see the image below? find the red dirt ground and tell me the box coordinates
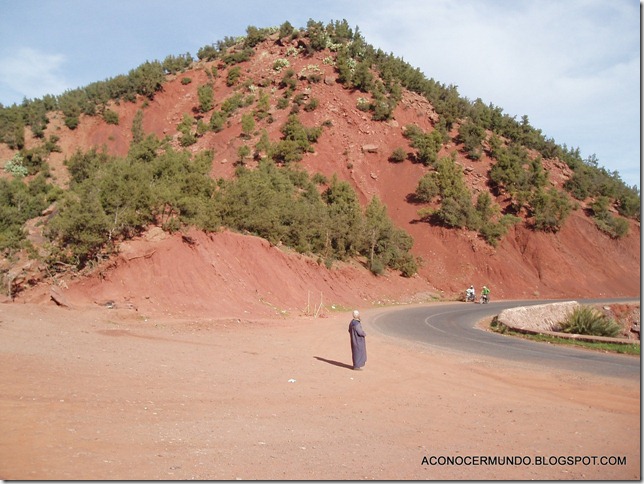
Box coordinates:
[0,35,640,480]
[0,302,639,480]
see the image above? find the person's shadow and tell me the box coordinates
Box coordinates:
[314,356,353,370]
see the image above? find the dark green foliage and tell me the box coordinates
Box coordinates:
[303,98,319,112]
[321,175,363,259]
[474,191,522,244]
[334,48,353,86]
[351,61,374,92]
[560,306,621,337]
[209,111,226,132]
[0,105,25,149]
[458,120,485,160]
[162,52,193,74]
[177,114,197,147]
[21,98,49,139]
[279,69,297,92]
[489,142,550,215]
[0,55,167,135]
[278,21,295,41]
[19,144,52,176]
[489,143,532,195]
[0,17,635,229]
[127,133,161,164]
[128,61,165,99]
[58,91,83,129]
[255,90,271,119]
[530,187,573,233]
[363,196,418,276]
[255,130,271,157]
[415,155,520,246]
[403,125,444,167]
[241,113,255,138]
[48,142,218,268]
[216,162,416,274]
[591,196,630,239]
[103,109,119,125]
[46,185,111,267]
[196,44,219,61]
[198,84,214,113]
[563,154,640,221]
[414,172,440,203]
[131,110,145,144]
[44,138,418,274]
[306,19,328,52]
[434,193,476,229]
[0,174,60,253]
[616,188,640,220]
[220,92,244,116]
[415,154,477,229]
[268,114,323,164]
[1,18,638,273]
[66,148,113,185]
[96,158,155,238]
[389,147,407,163]
[244,26,269,48]
[226,66,242,87]
[477,216,518,247]
[328,19,355,44]
[222,48,253,66]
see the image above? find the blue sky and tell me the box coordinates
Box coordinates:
[0,0,639,189]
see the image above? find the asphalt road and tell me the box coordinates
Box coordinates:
[368,299,640,380]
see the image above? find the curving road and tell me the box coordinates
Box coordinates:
[369,299,640,380]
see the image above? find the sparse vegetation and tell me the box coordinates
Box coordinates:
[590,196,630,238]
[0,18,638,290]
[414,154,520,246]
[490,320,639,355]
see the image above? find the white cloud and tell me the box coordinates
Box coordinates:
[0,47,69,103]
[354,0,640,187]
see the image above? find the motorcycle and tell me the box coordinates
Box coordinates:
[480,294,490,304]
[465,289,476,302]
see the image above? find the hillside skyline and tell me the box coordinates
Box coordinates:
[0,0,639,189]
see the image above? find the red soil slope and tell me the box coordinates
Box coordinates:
[2,35,639,317]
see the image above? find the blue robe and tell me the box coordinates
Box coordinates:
[348,318,367,369]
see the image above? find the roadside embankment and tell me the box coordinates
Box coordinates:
[495,301,640,345]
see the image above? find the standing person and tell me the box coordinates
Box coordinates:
[348,310,367,370]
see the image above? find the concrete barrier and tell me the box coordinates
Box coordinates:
[496,301,580,332]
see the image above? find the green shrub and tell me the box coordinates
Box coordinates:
[209,111,226,132]
[197,84,214,112]
[226,66,242,86]
[389,147,407,163]
[591,196,630,238]
[560,306,622,337]
[530,188,572,233]
[403,125,443,167]
[221,93,244,116]
[458,120,485,160]
[304,98,319,112]
[103,109,119,125]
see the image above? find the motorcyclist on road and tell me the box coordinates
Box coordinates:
[466,285,475,302]
[480,285,490,303]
